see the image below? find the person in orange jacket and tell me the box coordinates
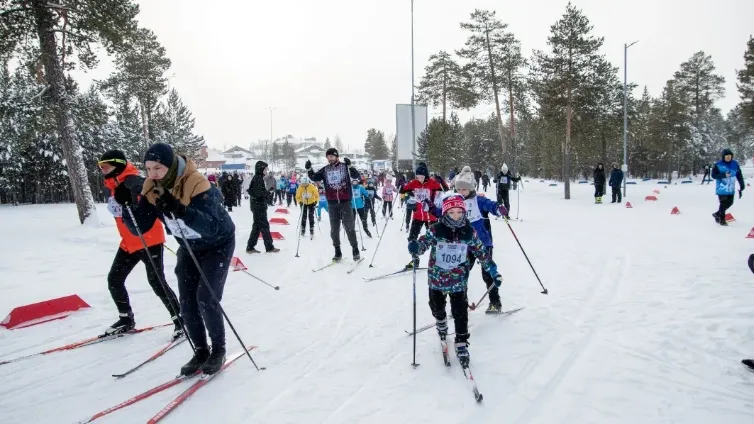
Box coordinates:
[98,150,182,339]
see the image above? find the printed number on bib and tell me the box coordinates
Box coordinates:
[414,188,430,202]
[464,199,482,222]
[165,217,201,239]
[436,242,468,270]
[501,177,509,184]
[107,196,123,218]
[326,168,345,187]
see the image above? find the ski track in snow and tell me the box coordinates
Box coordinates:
[2,180,754,423]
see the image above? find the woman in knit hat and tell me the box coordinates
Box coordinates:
[98,150,183,339]
[114,143,236,377]
[407,194,503,368]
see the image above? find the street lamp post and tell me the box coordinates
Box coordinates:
[267,106,275,164]
[623,40,638,198]
[410,0,416,172]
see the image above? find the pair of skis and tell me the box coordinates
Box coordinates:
[78,345,256,423]
[438,339,482,402]
[112,336,187,378]
[0,323,171,366]
[405,307,524,336]
[312,258,364,274]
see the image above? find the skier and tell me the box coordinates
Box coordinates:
[407,194,502,367]
[246,161,280,253]
[481,173,490,192]
[381,177,396,219]
[400,162,444,268]
[296,176,319,238]
[494,164,520,219]
[221,173,235,211]
[701,164,712,184]
[609,163,624,203]
[306,148,362,261]
[263,168,276,206]
[364,178,381,226]
[232,173,242,207]
[351,179,373,238]
[286,174,298,207]
[98,150,182,338]
[453,166,508,313]
[593,163,606,204]
[316,182,328,222]
[711,148,745,226]
[117,143,236,376]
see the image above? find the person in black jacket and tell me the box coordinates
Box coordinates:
[246,161,280,253]
[608,163,624,203]
[220,173,235,211]
[494,163,520,218]
[593,163,606,204]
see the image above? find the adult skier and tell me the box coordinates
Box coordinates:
[98,150,182,338]
[609,163,624,203]
[593,163,606,204]
[246,161,280,253]
[408,194,502,367]
[711,148,745,226]
[117,143,236,376]
[494,164,520,219]
[306,148,362,261]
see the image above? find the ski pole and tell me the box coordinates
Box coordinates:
[411,255,420,368]
[516,185,520,220]
[368,213,392,268]
[169,212,263,371]
[238,269,280,290]
[469,284,495,310]
[124,205,195,354]
[294,202,305,258]
[353,206,366,251]
[503,218,548,294]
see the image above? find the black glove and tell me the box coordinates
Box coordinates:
[344,157,351,167]
[153,188,186,218]
[305,160,312,170]
[113,183,133,206]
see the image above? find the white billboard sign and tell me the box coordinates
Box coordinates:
[395,104,428,161]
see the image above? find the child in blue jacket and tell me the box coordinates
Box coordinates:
[286,176,298,207]
[351,179,372,238]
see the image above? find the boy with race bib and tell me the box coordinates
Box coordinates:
[408,194,503,368]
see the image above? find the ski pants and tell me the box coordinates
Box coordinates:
[247,204,275,251]
[497,189,510,216]
[717,194,735,218]
[382,200,393,217]
[175,239,234,350]
[611,186,622,203]
[328,200,359,250]
[108,244,179,319]
[468,246,500,307]
[286,192,294,207]
[428,288,469,344]
[275,190,284,204]
[408,219,430,242]
[354,207,370,233]
[267,189,275,206]
[317,201,328,219]
[365,199,377,225]
[300,203,315,234]
[594,184,605,198]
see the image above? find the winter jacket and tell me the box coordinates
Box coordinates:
[263,174,276,192]
[287,180,298,194]
[123,157,235,253]
[712,149,745,196]
[103,163,165,253]
[494,171,521,191]
[462,193,501,247]
[247,161,270,209]
[400,177,445,222]
[609,169,624,187]
[381,182,396,202]
[364,183,382,207]
[317,186,328,205]
[351,184,369,209]
[296,183,319,206]
[277,178,287,191]
[593,165,606,186]
[414,218,498,293]
[308,161,361,203]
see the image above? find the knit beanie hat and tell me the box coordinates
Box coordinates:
[453,166,476,191]
[144,143,175,167]
[442,194,466,215]
[325,148,339,158]
[415,162,429,178]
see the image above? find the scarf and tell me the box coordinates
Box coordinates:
[442,213,467,229]
[160,155,185,190]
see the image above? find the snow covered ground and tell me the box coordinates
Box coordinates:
[1,178,754,424]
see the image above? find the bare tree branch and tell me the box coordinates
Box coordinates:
[0,7,31,17]
[45,3,72,11]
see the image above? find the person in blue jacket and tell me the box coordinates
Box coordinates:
[286,175,298,207]
[453,166,507,313]
[351,179,373,238]
[115,143,235,377]
[711,148,745,226]
[276,176,287,205]
[608,163,624,203]
[364,178,382,227]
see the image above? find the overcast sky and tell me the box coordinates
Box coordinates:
[78,0,754,152]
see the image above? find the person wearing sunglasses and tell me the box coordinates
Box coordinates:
[98,150,183,340]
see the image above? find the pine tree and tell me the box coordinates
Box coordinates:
[334,135,344,153]
[1,0,140,223]
[415,114,465,173]
[465,114,501,173]
[416,51,476,121]
[364,128,390,160]
[737,36,754,128]
[324,137,332,150]
[153,88,205,160]
[390,134,397,169]
[674,51,726,126]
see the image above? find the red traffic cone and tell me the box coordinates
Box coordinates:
[670,206,680,215]
[625,202,633,208]
[746,228,754,238]
[230,257,248,272]
[725,213,736,223]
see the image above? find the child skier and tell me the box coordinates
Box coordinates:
[351,179,372,238]
[400,162,444,267]
[364,179,382,226]
[408,194,502,367]
[296,176,319,238]
[453,166,508,313]
[381,177,396,219]
[286,174,298,207]
[316,182,328,222]
[276,176,286,205]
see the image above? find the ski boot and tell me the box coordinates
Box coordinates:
[105,312,135,335]
[353,246,361,261]
[180,347,210,376]
[333,246,343,262]
[201,346,226,375]
[485,302,502,314]
[455,335,470,368]
[171,315,184,340]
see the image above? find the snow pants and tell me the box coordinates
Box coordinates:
[108,244,179,319]
[611,186,622,203]
[468,246,500,307]
[317,201,328,219]
[175,239,234,350]
[354,207,371,235]
[382,200,393,218]
[301,203,315,234]
[594,184,605,198]
[497,189,510,216]
[286,192,294,207]
[408,219,430,242]
[365,199,377,225]
[717,194,735,219]
[428,288,469,344]
[328,200,359,250]
[247,204,275,251]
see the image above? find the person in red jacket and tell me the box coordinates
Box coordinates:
[99,150,182,339]
[400,162,445,268]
